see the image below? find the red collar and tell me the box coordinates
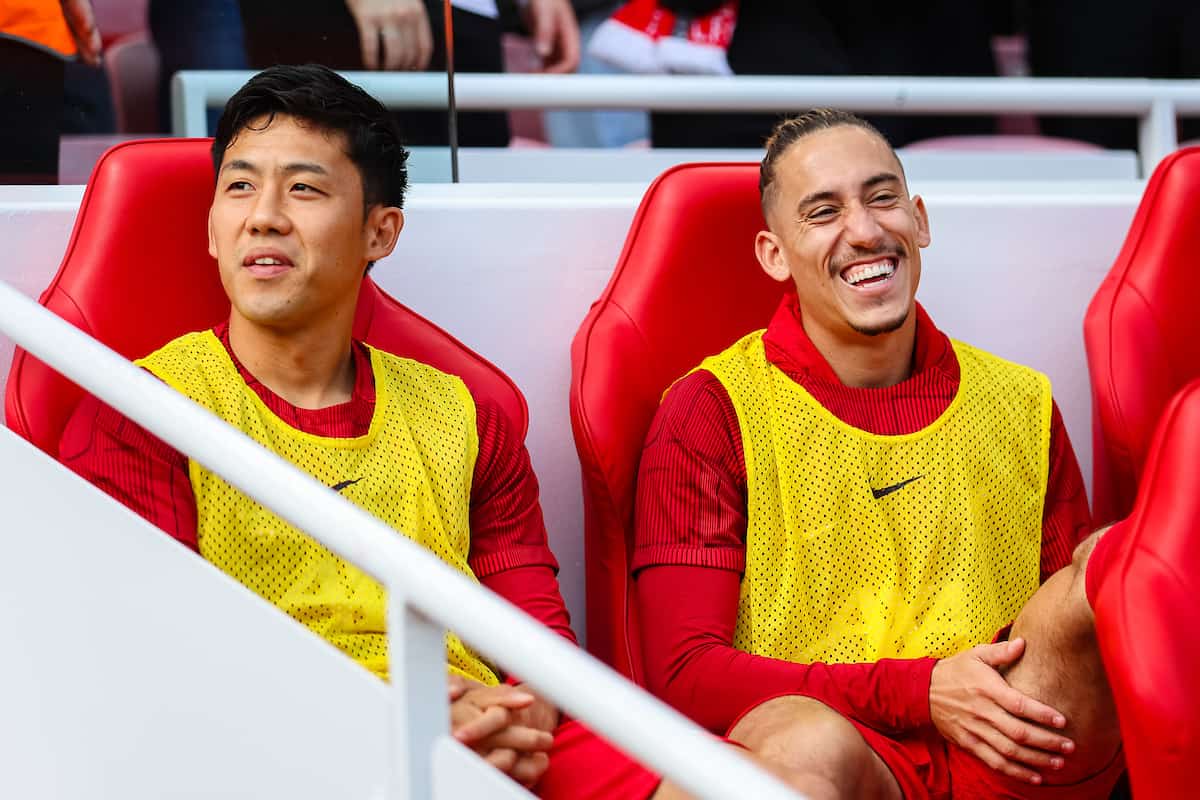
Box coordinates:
[761,291,959,388]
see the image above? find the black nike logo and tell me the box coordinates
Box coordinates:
[330,478,363,493]
[870,475,923,500]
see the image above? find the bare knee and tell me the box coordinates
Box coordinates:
[728,696,899,798]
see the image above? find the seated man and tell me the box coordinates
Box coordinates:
[634,109,1126,799]
[62,64,672,799]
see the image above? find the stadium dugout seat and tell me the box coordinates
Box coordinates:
[5,138,527,456]
[570,163,783,678]
[1084,146,1200,525]
[1093,377,1200,799]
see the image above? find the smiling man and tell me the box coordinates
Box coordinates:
[633,109,1126,798]
[59,64,691,799]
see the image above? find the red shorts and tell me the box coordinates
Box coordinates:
[850,718,1125,800]
[535,720,662,800]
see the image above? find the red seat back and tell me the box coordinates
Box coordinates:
[1094,378,1200,798]
[1084,146,1200,524]
[5,138,526,455]
[570,163,785,678]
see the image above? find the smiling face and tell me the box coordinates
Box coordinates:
[208,113,401,334]
[756,124,930,342]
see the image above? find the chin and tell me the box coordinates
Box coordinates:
[849,308,910,337]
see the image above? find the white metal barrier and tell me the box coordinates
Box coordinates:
[172,71,1200,174]
[0,278,800,800]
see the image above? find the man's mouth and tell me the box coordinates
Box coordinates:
[242,250,294,277]
[839,257,897,288]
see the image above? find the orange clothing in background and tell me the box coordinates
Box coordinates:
[0,0,76,58]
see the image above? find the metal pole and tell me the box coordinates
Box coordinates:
[443,0,459,183]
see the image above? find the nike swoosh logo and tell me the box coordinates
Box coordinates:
[870,475,923,500]
[330,478,363,493]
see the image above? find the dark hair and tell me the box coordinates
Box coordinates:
[212,64,409,210]
[759,109,898,217]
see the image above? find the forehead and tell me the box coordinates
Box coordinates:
[776,125,905,199]
[220,114,352,171]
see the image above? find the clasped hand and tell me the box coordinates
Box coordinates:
[930,637,1075,785]
[448,674,559,788]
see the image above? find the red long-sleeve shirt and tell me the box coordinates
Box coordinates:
[60,323,577,647]
[633,294,1093,734]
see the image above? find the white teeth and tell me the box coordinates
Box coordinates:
[843,260,895,286]
[253,257,282,265]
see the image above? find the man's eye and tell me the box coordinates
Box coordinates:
[292,183,316,193]
[870,193,898,204]
[227,180,252,191]
[808,207,836,219]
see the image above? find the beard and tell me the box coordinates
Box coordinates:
[849,306,911,337]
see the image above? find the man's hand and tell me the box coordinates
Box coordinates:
[931,638,1076,785]
[345,0,433,71]
[448,675,555,787]
[60,0,101,67]
[519,0,580,74]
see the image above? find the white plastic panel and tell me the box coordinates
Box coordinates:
[0,427,392,799]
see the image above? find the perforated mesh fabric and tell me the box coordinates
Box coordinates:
[699,333,1051,663]
[138,331,498,685]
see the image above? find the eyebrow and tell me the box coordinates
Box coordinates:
[796,171,903,211]
[220,159,329,177]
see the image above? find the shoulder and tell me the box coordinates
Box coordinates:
[950,340,1050,391]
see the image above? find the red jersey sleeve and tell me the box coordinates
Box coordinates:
[466,397,561,578]
[59,393,199,550]
[636,565,937,734]
[1039,401,1093,580]
[631,370,748,573]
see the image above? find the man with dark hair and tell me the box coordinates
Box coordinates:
[634,108,1127,798]
[62,63,686,799]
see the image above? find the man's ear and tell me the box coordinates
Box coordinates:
[207,208,218,260]
[912,195,931,249]
[755,230,792,283]
[364,206,404,264]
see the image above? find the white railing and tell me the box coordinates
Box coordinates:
[172,71,1200,174]
[0,277,799,800]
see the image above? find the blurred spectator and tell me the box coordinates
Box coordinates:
[637,0,1002,148]
[236,0,579,146]
[544,0,649,147]
[1027,0,1200,150]
[150,0,247,134]
[0,0,101,182]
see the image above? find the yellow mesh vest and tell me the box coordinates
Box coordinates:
[137,330,498,685]
[699,332,1050,664]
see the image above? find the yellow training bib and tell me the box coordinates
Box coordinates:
[698,332,1050,664]
[138,330,498,685]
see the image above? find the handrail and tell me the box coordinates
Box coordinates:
[172,71,1200,173]
[0,278,800,800]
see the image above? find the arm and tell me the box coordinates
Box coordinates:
[60,393,198,549]
[637,564,936,734]
[1038,401,1093,581]
[461,396,570,784]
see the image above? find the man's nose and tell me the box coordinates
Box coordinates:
[247,188,290,234]
[843,202,885,247]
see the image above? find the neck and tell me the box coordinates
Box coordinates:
[227,312,357,409]
[802,312,917,389]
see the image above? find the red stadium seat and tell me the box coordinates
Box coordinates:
[1084,146,1200,524]
[570,163,784,678]
[5,138,527,455]
[1093,378,1200,799]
